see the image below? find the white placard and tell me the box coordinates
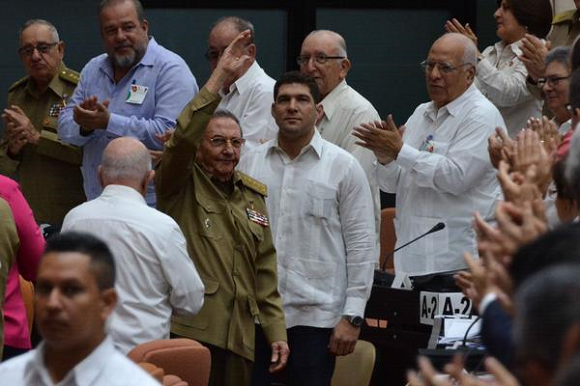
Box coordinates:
[419,291,474,325]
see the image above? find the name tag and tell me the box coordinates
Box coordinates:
[419,291,473,325]
[126,84,148,104]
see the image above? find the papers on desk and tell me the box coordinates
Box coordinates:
[438,317,481,345]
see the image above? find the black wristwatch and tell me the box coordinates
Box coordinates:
[343,315,363,327]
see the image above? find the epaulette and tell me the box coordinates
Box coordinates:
[239,172,268,197]
[553,9,576,25]
[59,68,80,85]
[8,76,28,92]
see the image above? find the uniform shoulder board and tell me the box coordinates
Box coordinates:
[553,9,576,25]
[239,172,268,197]
[59,68,80,85]
[8,76,28,92]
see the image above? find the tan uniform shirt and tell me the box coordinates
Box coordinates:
[0,64,85,224]
[0,197,18,358]
[548,9,580,49]
[156,87,286,362]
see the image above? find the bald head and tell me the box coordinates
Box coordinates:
[425,33,477,108]
[299,29,351,98]
[304,30,347,57]
[99,137,153,193]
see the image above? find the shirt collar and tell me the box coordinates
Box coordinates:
[26,336,115,386]
[267,129,323,160]
[224,60,260,96]
[425,83,478,119]
[319,79,348,120]
[494,39,523,57]
[25,62,68,99]
[101,184,147,204]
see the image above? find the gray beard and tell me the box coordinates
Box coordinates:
[113,52,136,68]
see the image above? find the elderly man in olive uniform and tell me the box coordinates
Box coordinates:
[156,30,288,386]
[0,19,85,225]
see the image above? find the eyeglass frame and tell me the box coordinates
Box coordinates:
[18,42,59,57]
[206,136,246,149]
[420,60,472,75]
[296,53,346,66]
[537,75,571,88]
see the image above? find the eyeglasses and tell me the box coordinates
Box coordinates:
[18,42,58,57]
[207,136,245,148]
[538,75,570,87]
[204,48,224,62]
[420,60,471,74]
[296,54,345,66]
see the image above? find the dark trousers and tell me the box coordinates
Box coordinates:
[252,325,336,386]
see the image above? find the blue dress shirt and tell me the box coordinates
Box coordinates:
[58,37,198,205]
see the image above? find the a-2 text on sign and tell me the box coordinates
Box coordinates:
[419,292,474,325]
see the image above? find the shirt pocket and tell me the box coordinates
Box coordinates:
[429,140,449,156]
[279,258,337,309]
[305,181,337,220]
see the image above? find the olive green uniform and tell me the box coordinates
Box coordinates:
[0,197,18,359]
[548,9,580,49]
[156,87,286,386]
[0,64,85,224]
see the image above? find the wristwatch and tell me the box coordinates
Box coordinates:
[343,315,364,327]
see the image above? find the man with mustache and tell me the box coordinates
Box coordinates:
[58,0,198,206]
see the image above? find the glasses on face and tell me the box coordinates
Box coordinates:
[18,42,58,57]
[207,136,245,149]
[204,48,224,62]
[538,75,571,88]
[420,60,470,74]
[296,53,345,66]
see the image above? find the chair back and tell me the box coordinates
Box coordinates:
[380,208,396,270]
[18,276,35,333]
[331,340,376,386]
[128,338,210,386]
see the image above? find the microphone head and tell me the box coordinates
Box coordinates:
[429,222,446,233]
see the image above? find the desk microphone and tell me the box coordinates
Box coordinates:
[379,222,445,271]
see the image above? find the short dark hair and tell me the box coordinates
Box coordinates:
[497,0,552,38]
[274,71,321,103]
[510,223,580,289]
[98,0,145,22]
[44,231,116,290]
[208,109,243,137]
[514,264,580,375]
[211,16,255,44]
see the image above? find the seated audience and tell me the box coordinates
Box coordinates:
[62,137,204,354]
[0,231,159,385]
[0,175,45,360]
[446,0,552,136]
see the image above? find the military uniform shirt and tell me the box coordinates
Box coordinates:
[0,63,85,224]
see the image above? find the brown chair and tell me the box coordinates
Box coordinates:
[331,340,376,386]
[128,338,211,386]
[379,208,397,271]
[138,362,188,386]
[18,276,35,333]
